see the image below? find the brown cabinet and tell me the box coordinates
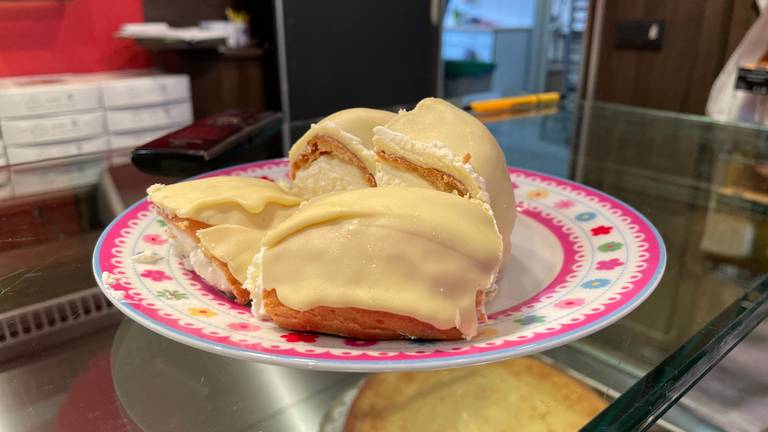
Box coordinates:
[152,47,273,119]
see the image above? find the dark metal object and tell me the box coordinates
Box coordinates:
[616,20,665,50]
[131,110,282,177]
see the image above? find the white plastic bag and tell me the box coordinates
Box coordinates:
[706,0,768,123]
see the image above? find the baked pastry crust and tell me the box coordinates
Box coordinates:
[376,149,469,197]
[262,289,486,340]
[345,357,607,431]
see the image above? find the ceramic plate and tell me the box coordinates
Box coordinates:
[93,159,666,372]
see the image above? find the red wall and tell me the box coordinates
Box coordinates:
[0,0,152,78]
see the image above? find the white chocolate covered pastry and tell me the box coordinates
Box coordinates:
[147,177,301,304]
[372,98,516,262]
[288,108,395,198]
[245,187,503,340]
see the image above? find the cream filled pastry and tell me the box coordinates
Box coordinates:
[288,108,395,198]
[147,177,301,304]
[245,187,503,340]
[372,98,516,262]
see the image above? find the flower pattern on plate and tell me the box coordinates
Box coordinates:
[581,278,611,289]
[93,160,665,369]
[597,241,624,253]
[575,212,597,222]
[526,189,549,200]
[590,225,613,236]
[188,307,217,318]
[554,199,575,210]
[140,269,172,282]
[227,322,261,332]
[281,332,319,343]
[156,289,189,300]
[596,258,625,270]
[344,339,378,347]
[515,315,547,326]
[142,234,167,245]
[554,298,586,309]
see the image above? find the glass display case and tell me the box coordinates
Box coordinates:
[0,101,766,431]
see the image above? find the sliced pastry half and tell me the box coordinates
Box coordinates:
[245,187,503,340]
[373,98,516,262]
[147,176,301,304]
[288,108,395,198]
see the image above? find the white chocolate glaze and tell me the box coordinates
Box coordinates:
[372,98,516,262]
[248,187,503,338]
[147,177,300,229]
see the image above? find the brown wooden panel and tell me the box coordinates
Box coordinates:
[725,0,759,59]
[592,0,736,114]
[142,0,229,26]
[153,49,268,119]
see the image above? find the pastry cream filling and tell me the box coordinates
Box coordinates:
[290,155,370,198]
[166,222,234,294]
[248,187,503,338]
[148,177,301,229]
[374,159,435,189]
[289,108,395,175]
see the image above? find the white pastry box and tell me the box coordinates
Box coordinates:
[0,75,101,118]
[105,101,193,133]
[5,135,108,165]
[109,127,177,150]
[100,74,191,108]
[1,110,105,146]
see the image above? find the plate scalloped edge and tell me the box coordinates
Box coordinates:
[92,158,666,372]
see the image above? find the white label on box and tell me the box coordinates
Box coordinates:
[1,110,106,146]
[109,127,177,149]
[100,75,191,108]
[6,136,108,165]
[106,101,193,133]
[0,84,101,118]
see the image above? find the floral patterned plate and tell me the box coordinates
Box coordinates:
[93,159,666,372]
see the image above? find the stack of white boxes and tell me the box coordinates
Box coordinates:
[100,73,193,150]
[0,75,107,166]
[0,72,193,163]
[0,71,193,198]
